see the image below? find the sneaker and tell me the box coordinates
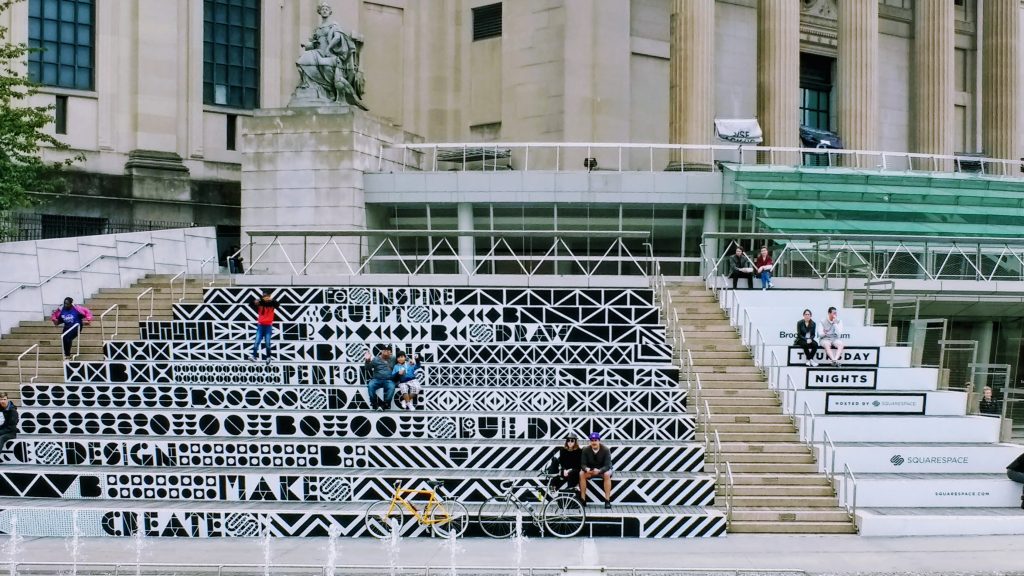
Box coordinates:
[762,287,766,291]
[400,400,408,410]
[810,360,818,367]
[405,403,413,411]
[604,502,612,510]
[768,281,774,289]
[250,356,258,363]
[265,358,272,366]
[375,406,384,412]
[805,360,812,367]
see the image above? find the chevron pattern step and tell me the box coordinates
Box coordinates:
[0,499,727,538]
[0,467,715,506]
[3,437,706,472]
[21,383,687,413]
[18,408,696,441]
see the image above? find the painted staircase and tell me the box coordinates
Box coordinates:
[0,275,227,400]
[668,282,857,534]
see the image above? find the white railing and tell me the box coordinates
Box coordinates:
[99,304,119,341]
[240,230,652,277]
[798,401,816,446]
[724,461,735,528]
[17,343,39,384]
[169,270,187,303]
[840,463,859,520]
[822,429,837,482]
[702,233,1024,284]
[200,254,218,287]
[380,141,1024,177]
[61,324,81,360]
[136,287,155,321]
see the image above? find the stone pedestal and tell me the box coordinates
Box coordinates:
[240,107,415,275]
[124,150,194,223]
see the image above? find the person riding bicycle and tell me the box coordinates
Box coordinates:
[554,435,582,494]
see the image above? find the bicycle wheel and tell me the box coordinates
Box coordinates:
[542,493,585,538]
[476,497,518,538]
[429,499,469,538]
[365,500,406,539]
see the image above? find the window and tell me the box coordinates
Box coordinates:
[40,214,105,239]
[226,114,238,151]
[472,3,502,41]
[54,95,67,134]
[27,0,94,90]
[799,53,833,131]
[203,0,261,109]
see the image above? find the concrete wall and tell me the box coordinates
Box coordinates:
[0,227,218,335]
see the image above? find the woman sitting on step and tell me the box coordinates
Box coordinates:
[795,309,819,367]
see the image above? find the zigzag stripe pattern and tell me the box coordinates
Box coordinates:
[200,287,654,307]
[1,439,705,472]
[21,383,687,413]
[17,410,695,441]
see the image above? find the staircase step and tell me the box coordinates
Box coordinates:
[719,452,814,463]
[699,389,778,398]
[729,495,840,507]
[729,474,830,485]
[730,508,853,523]
[720,442,810,453]
[728,485,835,497]
[705,405,782,414]
[727,521,857,534]
[716,463,821,474]
[714,432,802,442]
[708,415,792,424]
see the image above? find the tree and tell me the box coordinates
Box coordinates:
[0,0,81,212]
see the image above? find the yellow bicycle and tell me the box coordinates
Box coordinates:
[364,480,469,538]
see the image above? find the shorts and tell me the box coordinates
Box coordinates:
[820,336,840,344]
[398,379,421,395]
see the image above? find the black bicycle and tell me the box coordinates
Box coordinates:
[476,471,586,538]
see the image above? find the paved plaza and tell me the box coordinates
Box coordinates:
[6,534,1024,575]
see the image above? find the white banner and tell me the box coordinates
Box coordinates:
[805,369,877,389]
[825,393,926,415]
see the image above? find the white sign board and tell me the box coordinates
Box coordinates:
[806,369,877,389]
[824,393,927,415]
[788,346,880,367]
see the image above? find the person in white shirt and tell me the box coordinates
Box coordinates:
[818,306,845,366]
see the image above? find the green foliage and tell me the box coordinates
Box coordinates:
[0,0,81,211]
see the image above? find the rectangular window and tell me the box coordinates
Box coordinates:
[203,0,261,109]
[799,53,833,131]
[27,0,94,90]
[472,3,502,41]
[54,95,68,134]
[226,114,237,150]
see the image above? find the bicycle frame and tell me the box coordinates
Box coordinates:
[385,487,450,525]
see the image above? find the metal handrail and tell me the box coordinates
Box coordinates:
[136,287,154,321]
[99,304,119,341]
[799,401,816,445]
[822,429,837,482]
[169,270,186,303]
[724,461,735,528]
[713,429,723,486]
[61,323,81,360]
[17,343,39,384]
[199,254,217,287]
[0,242,154,303]
[841,463,859,519]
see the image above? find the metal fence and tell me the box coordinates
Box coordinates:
[0,212,199,243]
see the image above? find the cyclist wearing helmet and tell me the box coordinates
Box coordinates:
[580,432,613,509]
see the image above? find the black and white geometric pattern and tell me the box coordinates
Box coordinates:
[0,470,714,506]
[22,383,687,412]
[2,439,707,472]
[18,409,695,441]
[3,284,726,538]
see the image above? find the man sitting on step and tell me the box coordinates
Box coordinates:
[818,306,845,367]
[0,392,18,454]
[579,432,614,510]
[364,347,395,411]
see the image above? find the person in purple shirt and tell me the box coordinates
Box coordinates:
[50,297,92,360]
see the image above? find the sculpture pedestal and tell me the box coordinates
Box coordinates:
[240,106,414,275]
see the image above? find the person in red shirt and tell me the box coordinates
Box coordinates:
[754,246,775,290]
[250,291,280,365]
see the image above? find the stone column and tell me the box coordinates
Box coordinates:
[837,0,878,165]
[913,1,954,170]
[983,0,1021,172]
[757,0,800,164]
[669,0,714,169]
[701,205,720,277]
